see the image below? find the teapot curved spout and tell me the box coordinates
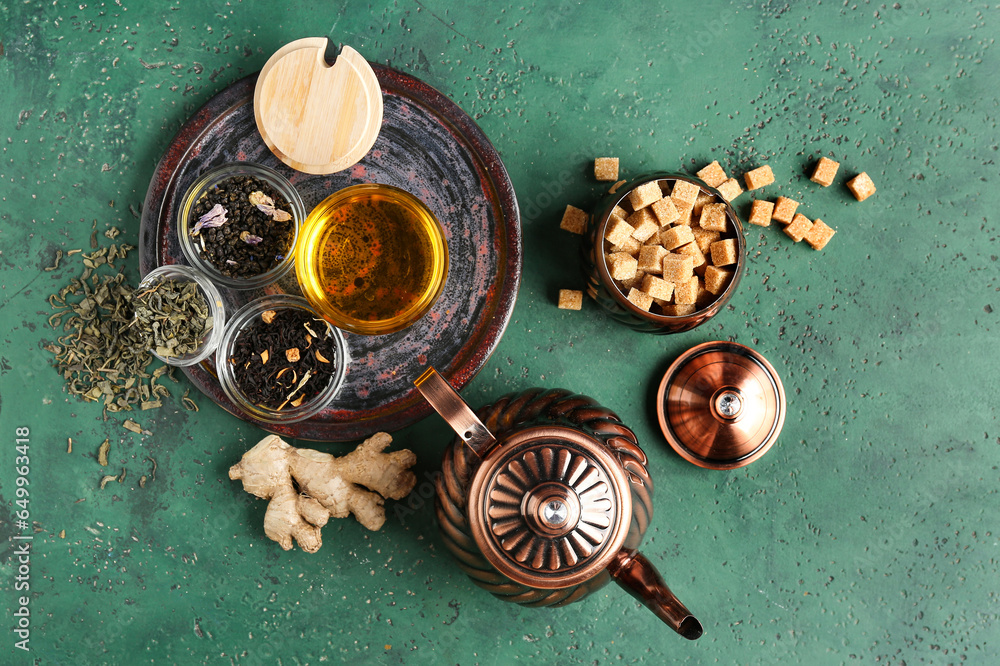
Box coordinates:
[608,549,703,640]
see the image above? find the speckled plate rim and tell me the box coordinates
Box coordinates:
[139,67,521,441]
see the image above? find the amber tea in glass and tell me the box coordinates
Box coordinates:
[295,184,448,335]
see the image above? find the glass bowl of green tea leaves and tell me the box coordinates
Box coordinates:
[133,264,227,366]
[178,163,305,290]
[216,294,349,424]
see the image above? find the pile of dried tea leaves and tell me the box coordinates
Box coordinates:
[43,239,179,416]
[132,277,213,359]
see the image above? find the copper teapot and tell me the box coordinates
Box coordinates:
[415,368,703,639]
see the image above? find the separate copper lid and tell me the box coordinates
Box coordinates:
[657,341,785,469]
[466,426,632,589]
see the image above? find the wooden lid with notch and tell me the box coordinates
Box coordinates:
[254,38,383,175]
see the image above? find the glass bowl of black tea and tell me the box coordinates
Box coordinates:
[216,294,349,424]
[178,163,305,290]
[134,264,226,366]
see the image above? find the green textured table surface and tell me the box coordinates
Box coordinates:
[2,1,998,664]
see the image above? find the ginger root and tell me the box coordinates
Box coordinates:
[229,432,417,553]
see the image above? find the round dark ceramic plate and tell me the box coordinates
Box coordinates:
[140,68,521,441]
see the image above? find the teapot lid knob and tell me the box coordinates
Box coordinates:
[467,426,633,589]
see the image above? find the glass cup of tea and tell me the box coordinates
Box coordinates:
[294,184,449,335]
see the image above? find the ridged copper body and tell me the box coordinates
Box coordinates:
[582,172,746,334]
[417,368,703,639]
[657,341,786,469]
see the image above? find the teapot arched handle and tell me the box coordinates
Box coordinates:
[415,367,497,459]
[608,549,703,640]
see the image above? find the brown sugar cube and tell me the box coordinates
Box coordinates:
[671,180,700,206]
[619,269,645,291]
[675,241,706,269]
[674,276,699,305]
[612,204,629,219]
[716,178,743,202]
[748,199,775,227]
[784,213,814,242]
[607,252,638,281]
[692,192,716,216]
[696,283,715,308]
[698,202,728,232]
[743,165,775,191]
[709,238,739,266]
[640,274,674,302]
[594,157,619,182]
[661,253,695,282]
[650,197,680,226]
[696,161,728,188]
[703,265,732,295]
[810,157,840,187]
[627,208,659,242]
[691,227,721,255]
[610,235,641,256]
[662,303,696,316]
[637,245,669,274]
[626,287,654,312]
[804,218,836,250]
[671,199,694,226]
[628,181,663,210]
[560,205,588,234]
[846,172,876,201]
[659,225,696,251]
[557,289,583,310]
[605,216,634,246]
[772,196,799,224]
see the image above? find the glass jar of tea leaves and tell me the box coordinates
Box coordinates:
[178,163,305,289]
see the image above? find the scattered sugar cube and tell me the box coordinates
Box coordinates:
[710,238,738,266]
[674,276,699,305]
[594,157,619,182]
[703,265,732,295]
[675,241,707,269]
[784,213,814,242]
[810,157,840,187]
[558,289,583,310]
[628,181,663,210]
[748,199,775,227]
[671,180,700,206]
[662,303,696,316]
[698,203,728,232]
[637,245,669,274]
[772,196,799,224]
[608,252,638,280]
[560,205,588,234]
[743,165,775,191]
[650,197,680,226]
[641,274,674,302]
[846,172,876,201]
[605,216,635,246]
[610,235,641,255]
[659,225,696,250]
[626,287,654,312]
[662,253,695,282]
[717,178,743,202]
[696,161,728,188]
[627,208,659,242]
[804,218,836,250]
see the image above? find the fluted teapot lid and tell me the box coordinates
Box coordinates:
[466,425,633,589]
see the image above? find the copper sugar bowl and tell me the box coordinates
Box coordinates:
[583,172,746,334]
[415,368,703,640]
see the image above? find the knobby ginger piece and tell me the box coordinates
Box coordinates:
[229,433,417,553]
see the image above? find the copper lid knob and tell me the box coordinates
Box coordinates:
[657,341,786,469]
